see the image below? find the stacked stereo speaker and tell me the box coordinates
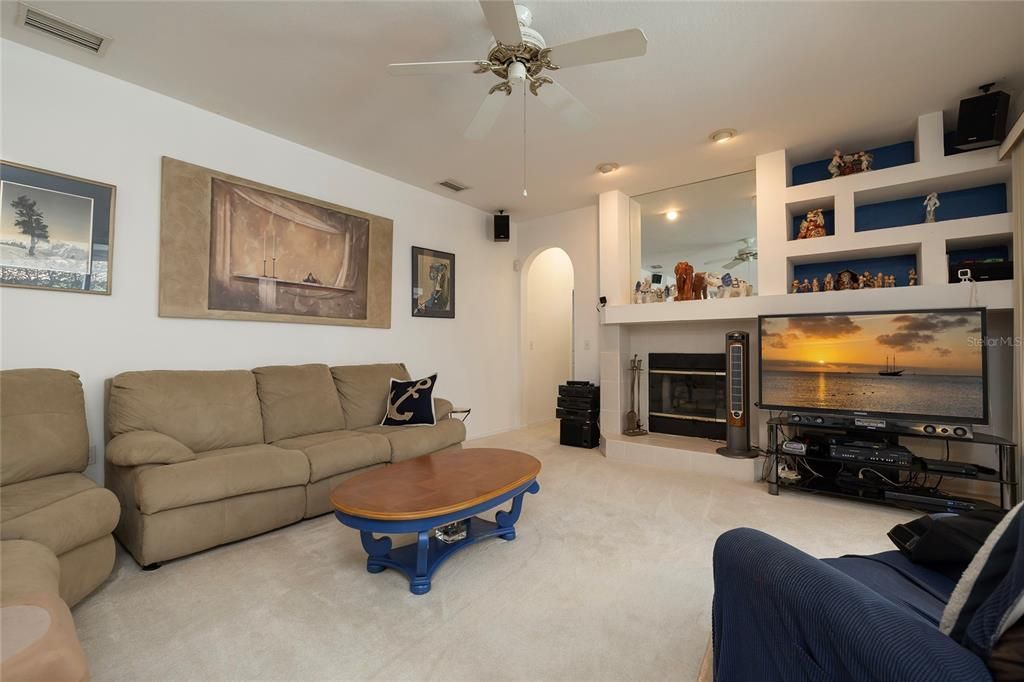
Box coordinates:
[557,381,600,449]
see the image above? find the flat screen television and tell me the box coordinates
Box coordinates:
[758,308,988,424]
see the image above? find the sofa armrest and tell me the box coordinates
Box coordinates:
[712,528,990,682]
[433,397,454,421]
[106,431,195,467]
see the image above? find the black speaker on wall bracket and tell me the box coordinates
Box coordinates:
[953,85,1011,151]
[494,211,510,242]
[717,330,758,459]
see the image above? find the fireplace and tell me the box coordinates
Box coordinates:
[648,353,727,440]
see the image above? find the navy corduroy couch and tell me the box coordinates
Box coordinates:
[711,528,992,681]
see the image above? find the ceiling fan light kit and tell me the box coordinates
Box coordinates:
[389,1,647,200]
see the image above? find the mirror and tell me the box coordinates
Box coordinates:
[632,170,757,300]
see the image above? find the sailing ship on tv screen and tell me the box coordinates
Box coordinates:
[759,309,987,422]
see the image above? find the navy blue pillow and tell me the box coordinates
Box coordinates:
[382,374,437,426]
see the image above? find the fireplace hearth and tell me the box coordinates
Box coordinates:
[648,353,727,440]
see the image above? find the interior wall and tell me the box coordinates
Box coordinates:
[523,248,573,426]
[0,41,521,482]
[517,204,599,383]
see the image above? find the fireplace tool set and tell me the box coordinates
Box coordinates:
[623,354,648,437]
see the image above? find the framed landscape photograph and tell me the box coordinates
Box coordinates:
[0,161,115,294]
[159,157,393,328]
[411,246,454,318]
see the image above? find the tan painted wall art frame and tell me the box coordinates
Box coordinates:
[159,157,393,328]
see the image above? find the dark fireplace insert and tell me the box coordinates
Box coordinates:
[648,353,727,440]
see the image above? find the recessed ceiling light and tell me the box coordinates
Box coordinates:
[596,162,620,174]
[665,210,679,221]
[709,128,737,144]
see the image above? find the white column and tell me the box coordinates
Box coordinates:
[599,190,632,305]
[755,150,789,295]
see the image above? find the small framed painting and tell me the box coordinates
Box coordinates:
[0,161,116,294]
[411,246,454,318]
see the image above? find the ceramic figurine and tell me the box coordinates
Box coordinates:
[837,270,856,290]
[908,268,918,286]
[811,277,820,292]
[641,277,652,303]
[923,192,940,223]
[799,278,811,293]
[634,281,642,304]
[798,209,827,239]
[823,273,834,291]
[674,261,694,301]
[719,278,754,298]
[887,275,897,288]
[792,279,800,294]
[875,272,884,288]
[860,271,873,288]
[704,273,723,299]
[829,149,874,178]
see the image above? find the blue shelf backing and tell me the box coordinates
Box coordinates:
[792,254,918,289]
[791,208,835,240]
[855,183,1007,232]
[791,141,916,186]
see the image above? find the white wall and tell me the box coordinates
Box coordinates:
[0,41,520,482]
[523,248,573,426]
[517,204,599,384]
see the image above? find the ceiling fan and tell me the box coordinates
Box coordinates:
[388,1,647,194]
[707,238,758,271]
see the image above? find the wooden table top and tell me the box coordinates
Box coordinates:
[331,448,541,521]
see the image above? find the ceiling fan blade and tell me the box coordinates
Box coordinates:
[546,28,648,69]
[722,259,744,270]
[388,61,487,76]
[465,91,510,140]
[479,0,522,45]
[537,80,595,131]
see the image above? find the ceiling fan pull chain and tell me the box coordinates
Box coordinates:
[522,77,528,198]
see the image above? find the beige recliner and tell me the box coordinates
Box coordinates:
[0,369,120,607]
[105,362,466,567]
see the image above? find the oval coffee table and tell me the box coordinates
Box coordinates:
[331,448,541,595]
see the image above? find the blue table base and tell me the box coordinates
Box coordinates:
[335,479,540,595]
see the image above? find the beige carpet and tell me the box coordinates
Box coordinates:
[73,423,914,681]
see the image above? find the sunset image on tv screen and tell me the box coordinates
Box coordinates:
[760,310,985,420]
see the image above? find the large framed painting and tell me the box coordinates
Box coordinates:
[411,246,454,318]
[0,161,115,294]
[159,157,392,328]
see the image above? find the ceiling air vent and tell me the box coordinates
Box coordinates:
[17,4,110,55]
[438,179,470,193]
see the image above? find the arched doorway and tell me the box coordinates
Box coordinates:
[521,247,575,427]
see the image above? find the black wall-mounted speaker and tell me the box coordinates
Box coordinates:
[717,331,757,459]
[494,213,510,242]
[953,90,1011,151]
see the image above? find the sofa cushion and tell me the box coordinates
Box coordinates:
[253,364,347,442]
[331,363,410,429]
[434,398,454,421]
[106,430,196,466]
[0,369,89,486]
[108,370,265,453]
[1,473,120,556]
[134,443,310,514]
[358,418,466,463]
[382,374,437,426]
[274,430,390,483]
[0,540,59,602]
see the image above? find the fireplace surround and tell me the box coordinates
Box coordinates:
[648,353,727,440]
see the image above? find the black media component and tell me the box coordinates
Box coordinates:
[557,381,600,449]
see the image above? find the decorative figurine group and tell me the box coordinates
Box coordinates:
[791,267,916,293]
[796,208,828,239]
[632,261,754,304]
[828,149,873,178]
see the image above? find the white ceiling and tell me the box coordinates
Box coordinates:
[2,1,1022,221]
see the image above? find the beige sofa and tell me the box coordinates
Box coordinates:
[0,369,120,606]
[105,362,466,567]
[0,369,120,681]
